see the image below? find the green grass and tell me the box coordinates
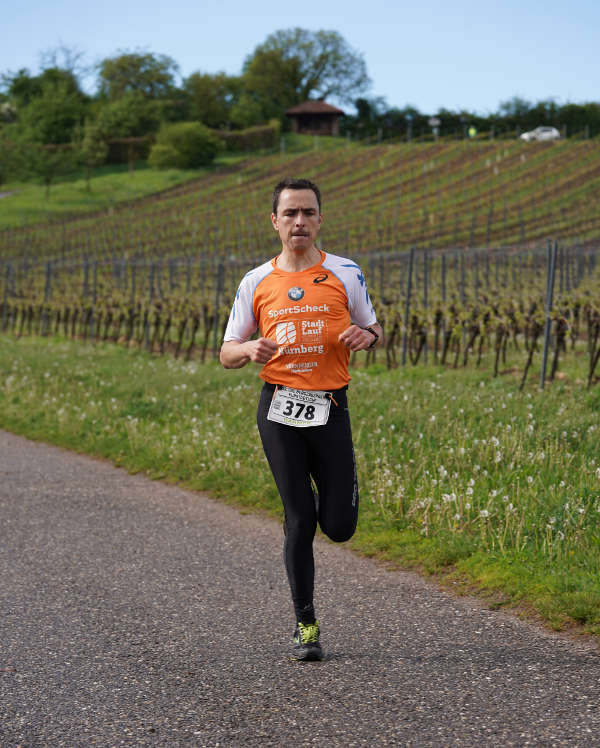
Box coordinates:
[0,158,244,229]
[0,135,348,231]
[1,334,599,636]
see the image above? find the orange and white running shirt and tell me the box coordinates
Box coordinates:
[223,251,377,390]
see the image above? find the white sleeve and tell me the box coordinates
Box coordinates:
[345,263,377,328]
[323,253,378,328]
[223,273,258,343]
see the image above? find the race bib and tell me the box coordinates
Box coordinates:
[267,387,331,427]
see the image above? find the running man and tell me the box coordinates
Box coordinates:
[220,178,382,661]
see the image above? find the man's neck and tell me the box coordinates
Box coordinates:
[276,246,321,272]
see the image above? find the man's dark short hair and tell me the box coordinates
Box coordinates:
[272,178,322,215]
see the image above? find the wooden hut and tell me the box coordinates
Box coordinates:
[285,100,344,136]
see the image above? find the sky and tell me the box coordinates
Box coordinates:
[2,0,598,115]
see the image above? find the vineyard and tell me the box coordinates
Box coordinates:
[1,140,600,388]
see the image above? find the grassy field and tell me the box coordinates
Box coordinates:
[0,162,209,229]
[1,334,598,637]
[0,134,345,231]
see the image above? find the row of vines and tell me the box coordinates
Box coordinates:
[2,241,599,389]
[2,141,600,263]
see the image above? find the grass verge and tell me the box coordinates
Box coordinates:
[0,134,349,230]
[1,335,599,637]
[0,158,244,229]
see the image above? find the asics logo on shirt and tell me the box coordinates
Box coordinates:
[313,273,328,284]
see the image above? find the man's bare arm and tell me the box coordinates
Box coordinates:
[220,338,279,369]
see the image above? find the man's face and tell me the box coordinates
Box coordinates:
[271,189,322,253]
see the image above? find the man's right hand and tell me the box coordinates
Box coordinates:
[245,337,279,364]
[220,337,278,369]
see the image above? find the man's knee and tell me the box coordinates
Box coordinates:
[320,518,356,543]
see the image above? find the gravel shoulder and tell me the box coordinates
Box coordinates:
[1,429,599,747]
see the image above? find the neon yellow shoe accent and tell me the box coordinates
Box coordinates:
[296,621,320,644]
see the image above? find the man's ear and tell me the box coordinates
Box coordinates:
[271,212,278,230]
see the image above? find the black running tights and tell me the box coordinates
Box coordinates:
[257,382,359,624]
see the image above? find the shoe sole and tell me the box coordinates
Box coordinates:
[293,646,323,662]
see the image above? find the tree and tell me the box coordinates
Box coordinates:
[241,48,303,124]
[1,67,84,109]
[16,80,88,144]
[97,51,179,99]
[184,72,241,128]
[24,143,76,198]
[95,92,160,139]
[240,28,370,124]
[0,138,27,186]
[229,93,265,129]
[498,96,533,120]
[38,43,90,85]
[74,121,108,191]
[1,67,88,144]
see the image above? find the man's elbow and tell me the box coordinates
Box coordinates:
[219,347,233,368]
[220,342,245,369]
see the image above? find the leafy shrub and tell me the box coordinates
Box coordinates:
[148,144,180,169]
[149,122,222,169]
[218,120,281,152]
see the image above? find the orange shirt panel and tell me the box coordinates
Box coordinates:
[253,260,352,390]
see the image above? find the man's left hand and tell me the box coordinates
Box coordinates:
[338,325,379,352]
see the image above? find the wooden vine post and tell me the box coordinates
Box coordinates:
[401,247,415,366]
[540,241,558,390]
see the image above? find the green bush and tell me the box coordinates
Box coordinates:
[149,122,222,169]
[148,144,180,169]
[218,120,281,152]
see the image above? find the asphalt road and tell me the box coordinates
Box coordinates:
[1,429,599,747]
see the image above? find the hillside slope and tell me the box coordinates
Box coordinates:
[1,140,599,263]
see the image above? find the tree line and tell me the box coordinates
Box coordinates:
[1,28,599,190]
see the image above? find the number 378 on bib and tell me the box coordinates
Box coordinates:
[267,387,332,427]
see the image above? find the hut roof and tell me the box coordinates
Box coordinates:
[286,100,345,115]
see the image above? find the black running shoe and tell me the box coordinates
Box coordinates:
[292,621,323,661]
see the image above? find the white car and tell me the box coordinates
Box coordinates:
[520,126,561,142]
